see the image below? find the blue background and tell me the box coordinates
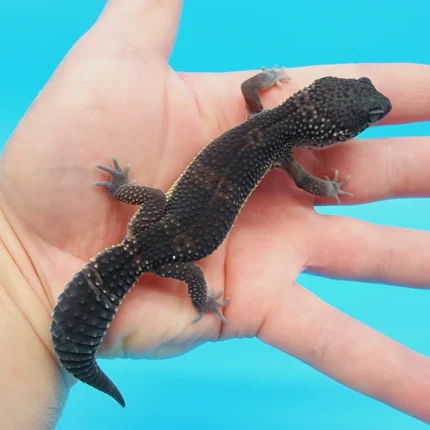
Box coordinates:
[1,0,430,428]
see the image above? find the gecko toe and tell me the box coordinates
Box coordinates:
[191,312,204,324]
[93,181,112,190]
[96,164,118,175]
[123,164,131,177]
[333,169,339,181]
[213,290,224,300]
[215,309,228,324]
[217,297,231,307]
[338,175,351,187]
[112,157,121,172]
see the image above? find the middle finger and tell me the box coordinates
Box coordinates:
[295,136,430,205]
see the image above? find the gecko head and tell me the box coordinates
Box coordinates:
[291,76,392,148]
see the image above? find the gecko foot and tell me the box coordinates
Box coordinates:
[323,170,353,204]
[191,289,230,324]
[261,65,291,88]
[94,157,136,193]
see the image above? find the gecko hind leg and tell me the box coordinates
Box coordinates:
[241,65,291,118]
[152,262,230,324]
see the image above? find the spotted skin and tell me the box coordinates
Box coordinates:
[50,68,392,407]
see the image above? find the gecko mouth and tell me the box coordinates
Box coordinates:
[332,133,351,144]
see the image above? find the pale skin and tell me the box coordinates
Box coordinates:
[1,1,430,428]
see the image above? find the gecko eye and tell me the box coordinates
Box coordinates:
[367,109,385,125]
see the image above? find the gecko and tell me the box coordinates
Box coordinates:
[50,67,392,407]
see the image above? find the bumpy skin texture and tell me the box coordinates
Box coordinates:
[50,68,392,407]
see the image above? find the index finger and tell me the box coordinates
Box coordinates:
[280,63,430,126]
[203,63,430,128]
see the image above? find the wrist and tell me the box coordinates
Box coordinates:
[0,202,70,429]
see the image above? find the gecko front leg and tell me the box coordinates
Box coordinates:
[94,157,166,234]
[241,66,291,118]
[94,157,165,206]
[275,151,353,204]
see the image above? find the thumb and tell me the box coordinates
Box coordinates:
[96,0,182,60]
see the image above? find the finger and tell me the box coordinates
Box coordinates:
[301,136,430,205]
[269,63,430,125]
[258,282,430,423]
[199,63,430,130]
[307,215,430,289]
[98,0,182,59]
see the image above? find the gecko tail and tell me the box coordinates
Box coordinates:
[50,244,145,407]
[51,328,126,407]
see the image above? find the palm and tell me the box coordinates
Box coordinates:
[1,36,317,360]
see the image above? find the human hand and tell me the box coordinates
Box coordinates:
[1,0,430,424]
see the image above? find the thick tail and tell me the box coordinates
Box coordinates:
[50,244,145,407]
